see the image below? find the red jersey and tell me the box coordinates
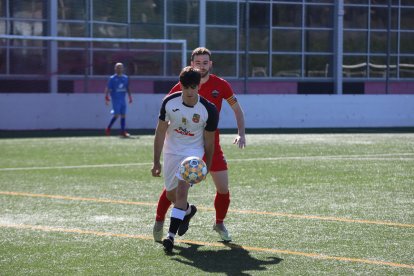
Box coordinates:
[169,74,238,112]
[169,74,236,171]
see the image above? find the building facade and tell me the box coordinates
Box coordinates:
[0,0,413,94]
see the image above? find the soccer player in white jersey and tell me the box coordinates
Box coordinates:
[151,66,219,253]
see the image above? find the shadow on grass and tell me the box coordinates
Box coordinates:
[171,242,283,275]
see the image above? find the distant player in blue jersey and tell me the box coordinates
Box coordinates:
[104,62,133,137]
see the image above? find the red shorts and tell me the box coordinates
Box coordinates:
[203,130,228,172]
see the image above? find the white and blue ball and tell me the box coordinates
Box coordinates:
[179,156,207,184]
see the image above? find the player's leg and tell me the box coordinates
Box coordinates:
[106,114,119,135]
[153,154,179,242]
[153,188,174,243]
[154,154,193,243]
[163,180,190,252]
[210,170,232,242]
[177,203,197,236]
[120,103,129,137]
[155,188,172,222]
[211,170,230,223]
[154,183,195,236]
[209,145,230,223]
[163,186,196,237]
[107,100,121,135]
[209,143,232,242]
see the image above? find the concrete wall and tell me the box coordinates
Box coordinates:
[0,94,413,130]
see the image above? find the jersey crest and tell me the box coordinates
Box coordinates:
[192,114,200,123]
[211,90,219,98]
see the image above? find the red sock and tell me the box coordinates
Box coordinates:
[155,188,172,222]
[214,191,230,224]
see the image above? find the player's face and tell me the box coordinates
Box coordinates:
[114,64,123,75]
[191,55,211,78]
[181,84,199,106]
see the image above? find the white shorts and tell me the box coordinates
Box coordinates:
[163,153,187,191]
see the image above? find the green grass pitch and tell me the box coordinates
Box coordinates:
[0,133,413,275]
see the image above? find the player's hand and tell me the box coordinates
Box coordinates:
[151,163,162,177]
[233,135,246,149]
[128,95,133,104]
[105,95,110,106]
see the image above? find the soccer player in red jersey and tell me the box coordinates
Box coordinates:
[153,47,246,242]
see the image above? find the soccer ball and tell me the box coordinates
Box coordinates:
[179,156,207,184]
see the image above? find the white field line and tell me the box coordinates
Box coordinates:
[0,163,152,171]
[230,153,414,162]
[0,153,413,172]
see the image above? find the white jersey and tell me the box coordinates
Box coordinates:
[159,92,219,157]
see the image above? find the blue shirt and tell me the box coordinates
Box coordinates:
[107,74,129,103]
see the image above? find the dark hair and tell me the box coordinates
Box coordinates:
[191,47,211,61]
[179,66,201,87]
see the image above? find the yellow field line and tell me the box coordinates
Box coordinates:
[1,191,413,228]
[0,222,413,270]
[230,210,414,228]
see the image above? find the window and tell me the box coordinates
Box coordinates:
[167,0,199,24]
[206,1,238,53]
[93,0,128,23]
[273,4,302,27]
[343,31,368,52]
[305,55,332,77]
[344,6,368,29]
[306,30,333,52]
[400,7,414,30]
[306,4,333,28]
[272,29,301,52]
[131,0,162,24]
[206,1,237,25]
[272,55,301,77]
[207,27,237,51]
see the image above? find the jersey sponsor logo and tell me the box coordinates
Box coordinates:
[174,126,194,136]
[115,82,126,93]
[211,90,219,98]
[192,113,200,123]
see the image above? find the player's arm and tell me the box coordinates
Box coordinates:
[151,119,168,177]
[104,87,111,105]
[203,101,219,171]
[222,79,247,148]
[126,79,132,103]
[203,130,216,172]
[230,101,246,148]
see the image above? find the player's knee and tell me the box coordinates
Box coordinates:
[216,185,229,194]
[166,189,176,203]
